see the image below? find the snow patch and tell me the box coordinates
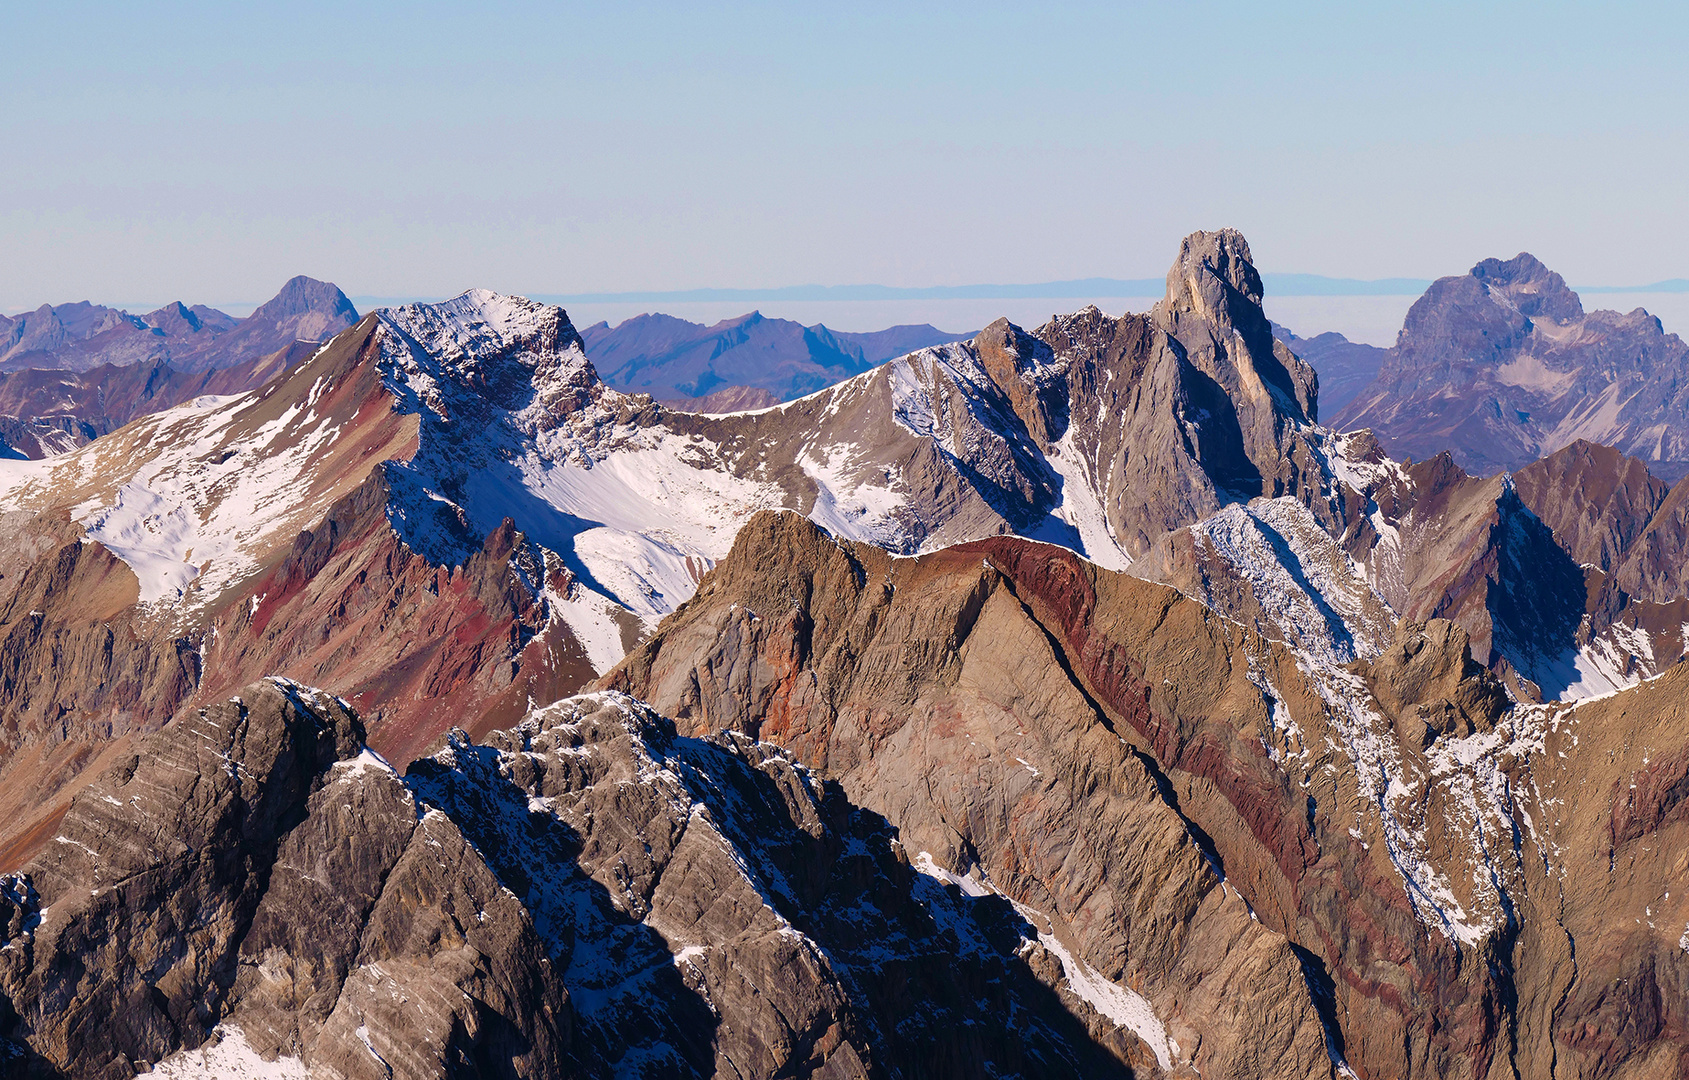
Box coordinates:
[148,1026,309,1079]
[1186,497,1393,665]
[797,442,908,548]
[1036,427,1131,572]
[1030,920,1175,1072]
[912,851,1175,1071]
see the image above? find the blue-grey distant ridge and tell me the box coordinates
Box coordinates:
[542,272,1439,304]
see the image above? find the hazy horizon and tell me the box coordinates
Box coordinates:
[5,2,1686,315]
[30,287,1679,352]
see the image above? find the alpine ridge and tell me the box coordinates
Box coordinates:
[0,229,1688,1077]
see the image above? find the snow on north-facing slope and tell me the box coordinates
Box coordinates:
[5,286,1671,712]
[1031,427,1133,572]
[0,291,1073,667]
[371,292,791,657]
[149,1026,310,1079]
[1185,496,1396,665]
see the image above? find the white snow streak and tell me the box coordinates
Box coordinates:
[148,1026,309,1079]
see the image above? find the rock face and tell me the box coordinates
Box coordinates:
[3,228,1686,876]
[1335,252,1689,480]
[0,680,366,1077]
[0,680,1195,1079]
[0,315,595,871]
[0,278,357,375]
[608,509,1689,1080]
[3,229,1689,1077]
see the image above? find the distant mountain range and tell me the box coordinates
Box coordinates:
[6,231,1689,1077]
[579,311,970,405]
[0,277,358,458]
[352,273,1442,307]
[0,342,318,459]
[0,276,358,374]
[1269,324,1389,415]
[0,291,965,452]
[344,272,1683,309]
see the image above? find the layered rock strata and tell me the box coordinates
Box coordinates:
[0,680,1211,1079]
[607,509,1689,1080]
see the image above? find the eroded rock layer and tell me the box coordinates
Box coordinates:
[0,680,1209,1079]
[0,229,1687,1078]
[607,510,1689,1080]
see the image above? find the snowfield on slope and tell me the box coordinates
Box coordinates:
[0,379,350,616]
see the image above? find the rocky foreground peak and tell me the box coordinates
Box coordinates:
[608,507,1689,1080]
[0,680,1183,1078]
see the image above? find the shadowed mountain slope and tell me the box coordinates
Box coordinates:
[0,231,1687,1076]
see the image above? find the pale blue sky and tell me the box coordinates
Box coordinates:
[3,1,1686,311]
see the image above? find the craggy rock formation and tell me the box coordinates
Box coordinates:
[0,681,1180,1079]
[606,513,1343,1077]
[1511,439,1671,576]
[1335,253,1689,480]
[1,230,1689,1077]
[0,231,1356,876]
[0,317,601,871]
[606,509,1689,1080]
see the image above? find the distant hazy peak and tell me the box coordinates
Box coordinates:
[1470,252,1584,322]
[250,275,358,322]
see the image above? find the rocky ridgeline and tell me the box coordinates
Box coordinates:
[608,510,1689,1080]
[0,680,1177,1079]
[0,231,1687,1076]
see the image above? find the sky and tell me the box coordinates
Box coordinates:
[3,1,1687,313]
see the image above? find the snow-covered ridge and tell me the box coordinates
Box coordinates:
[3,283,1674,723]
[0,371,380,618]
[355,297,1128,668]
[374,288,595,426]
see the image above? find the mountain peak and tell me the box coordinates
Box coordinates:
[1153,228,1319,425]
[375,290,597,423]
[1162,227,1264,313]
[1471,252,1583,322]
[142,300,203,334]
[252,275,358,324]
